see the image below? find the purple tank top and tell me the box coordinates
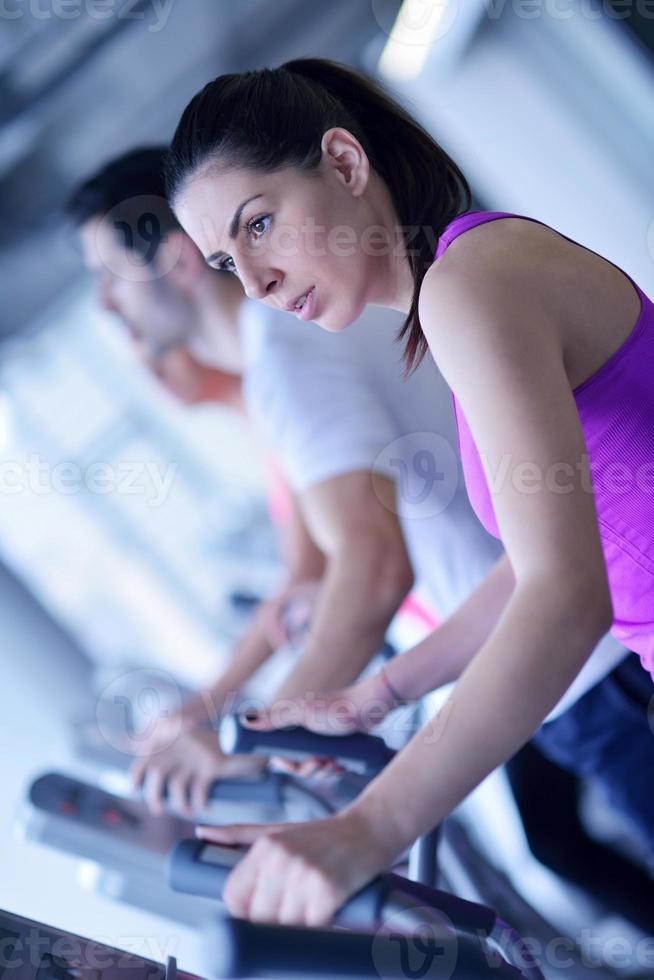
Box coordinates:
[436,210,654,674]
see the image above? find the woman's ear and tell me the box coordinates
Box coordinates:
[320,126,370,198]
[157,230,205,290]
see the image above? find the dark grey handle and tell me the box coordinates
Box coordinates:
[168,843,497,937]
[167,839,387,926]
[29,771,285,817]
[206,917,524,978]
[205,774,284,806]
[220,716,395,775]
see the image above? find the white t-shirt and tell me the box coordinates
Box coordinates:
[240,300,627,718]
[241,300,503,618]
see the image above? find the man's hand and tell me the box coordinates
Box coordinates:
[130,729,265,817]
[258,580,323,649]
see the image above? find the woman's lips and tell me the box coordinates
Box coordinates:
[292,285,317,322]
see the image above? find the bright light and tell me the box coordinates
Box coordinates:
[378,0,451,82]
[0,395,14,451]
[76,860,103,891]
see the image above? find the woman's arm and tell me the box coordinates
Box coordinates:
[348,227,614,846]
[241,552,514,735]
[382,551,515,699]
[204,225,614,925]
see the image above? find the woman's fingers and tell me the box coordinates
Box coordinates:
[223,843,263,919]
[297,757,335,778]
[240,701,306,730]
[277,862,311,925]
[129,755,149,791]
[246,843,289,923]
[194,817,379,928]
[268,755,343,779]
[143,765,169,815]
[195,822,288,846]
[191,769,219,813]
[168,769,194,818]
[267,756,302,774]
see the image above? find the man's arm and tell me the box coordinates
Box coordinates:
[272,470,414,700]
[202,490,326,713]
[278,490,326,584]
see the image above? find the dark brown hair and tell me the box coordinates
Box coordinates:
[167,59,471,371]
[67,146,180,264]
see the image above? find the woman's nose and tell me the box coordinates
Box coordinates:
[240,263,279,302]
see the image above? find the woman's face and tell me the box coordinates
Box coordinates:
[173,128,404,332]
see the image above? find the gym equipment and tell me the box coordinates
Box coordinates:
[167,839,545,979]
[0,882,544,980]
[220,714,395,776]
[17,770,290,924]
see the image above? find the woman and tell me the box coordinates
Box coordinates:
[165,59,654,926]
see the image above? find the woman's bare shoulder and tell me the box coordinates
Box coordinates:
[429,215,557,284]
[419,217,559,353]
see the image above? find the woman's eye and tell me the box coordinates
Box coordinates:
[218,256,236,273]
[246,214,271,238]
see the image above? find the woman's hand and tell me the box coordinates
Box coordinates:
[130,729,265,817]
[196,810,393,927]
[241,671,400,778]
[242,669,398,735]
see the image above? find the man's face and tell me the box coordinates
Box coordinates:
[78,215,191,354]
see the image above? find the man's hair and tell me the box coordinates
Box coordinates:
[66,146,181,263]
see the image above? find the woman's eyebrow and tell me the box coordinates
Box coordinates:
[205,193,264,265]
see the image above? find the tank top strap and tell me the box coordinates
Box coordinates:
[435,210,540,261]
[435,210,645,303]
